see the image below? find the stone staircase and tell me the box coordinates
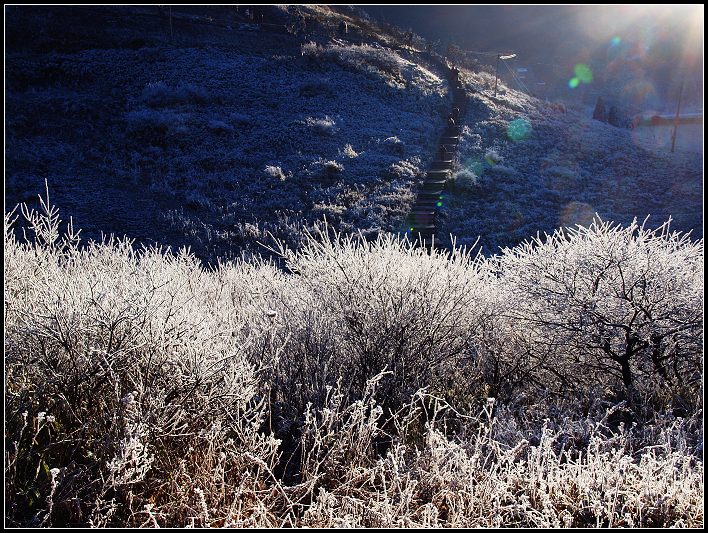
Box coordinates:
[405,66,466,246]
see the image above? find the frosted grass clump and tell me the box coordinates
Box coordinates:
[264,165,288,181]
[451,168,479,190]
[342,143,359,158]
[306,115,337,136]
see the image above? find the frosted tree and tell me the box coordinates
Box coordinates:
[492,217,703,404]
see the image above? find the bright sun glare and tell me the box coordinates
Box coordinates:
[576,4,704,44]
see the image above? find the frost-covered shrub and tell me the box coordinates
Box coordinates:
[484,148,503,164]
[333,43,404,78]
[300,41,321,58]
[300,392,704,528]
[140,81,209,107]
[234,221,262,240]
[489,217,703,408]
[5,199,281,527]
[4,194,703,528]
[262,228,494,416]
[486,164,517,177]
[460,131,483,151]
[302,42,406,82]
[322,160,344,177]
[383,135,405,155]
[450,168,479,190]
[342,143,359,158]
[264,165,287,181]
[311,202,346,220]
[387,159,419,180]
[306,115,337,136]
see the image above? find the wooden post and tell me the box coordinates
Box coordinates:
[670,80,684,153]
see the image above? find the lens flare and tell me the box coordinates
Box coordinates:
[574,64,593,83]
[568,77,580,89]
[507,118,532,141]
[463,158,486,175]
[611,36,621,46]
[560,201,595,228]
[621,79,659,109]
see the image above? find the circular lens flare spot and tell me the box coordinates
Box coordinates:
[560,201,595,228]
[574,63,593,83]
[507,118,532,141]
[611,36,621,46]
[464,158,486,174]
[568,77,580,89]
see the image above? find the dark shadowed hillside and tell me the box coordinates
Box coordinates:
[6,5,449,261]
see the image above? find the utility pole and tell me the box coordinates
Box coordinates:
[670,80,684,153]
[494,53,516,97]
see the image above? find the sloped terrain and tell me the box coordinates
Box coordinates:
[4,6,703,528]
[438,67,702,253]
[5,6,701,260]
[5,5,449,262]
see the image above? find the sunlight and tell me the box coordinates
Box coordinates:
[5,5,703,527]
[574,4,703,44]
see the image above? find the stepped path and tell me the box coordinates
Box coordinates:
[405,64,466,246]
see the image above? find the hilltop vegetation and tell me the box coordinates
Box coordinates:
[5,5,449,262]
[436,65,702,253]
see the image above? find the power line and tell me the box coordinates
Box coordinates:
[503,59,525,92]
[502,58,532,94]
[463,49,515,57]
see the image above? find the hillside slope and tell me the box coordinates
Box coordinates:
[5,5,702,261]
[438,66,702,252]
[6,5,449,261]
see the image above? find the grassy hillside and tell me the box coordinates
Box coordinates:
[6,6,701,261]
[4,6,704,528]
[437,67,702,252]
[6,6,448,262]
